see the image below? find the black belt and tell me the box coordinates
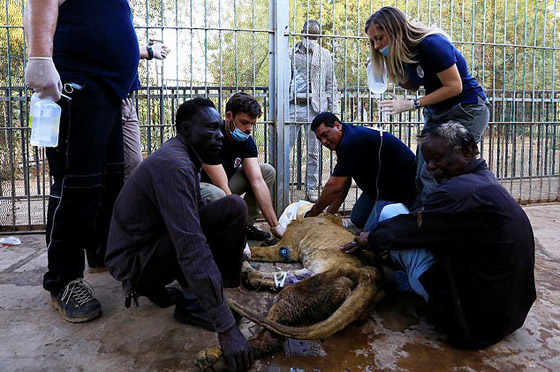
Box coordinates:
[294,97,311,105]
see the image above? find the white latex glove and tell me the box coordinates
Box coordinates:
[379,93,415,115]
[270,225,285,238]
[242,243,252,261]
[24,57,62,101]
[151,43,170,60]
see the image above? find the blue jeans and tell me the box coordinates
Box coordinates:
[378,203,436,302]
[350,193,393,232]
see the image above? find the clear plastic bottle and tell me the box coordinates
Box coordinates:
[29,93,61,147]
[367,60,388,98]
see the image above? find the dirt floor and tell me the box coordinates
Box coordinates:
[0,204,559,372]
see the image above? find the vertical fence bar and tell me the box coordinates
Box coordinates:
[269,0,289,213]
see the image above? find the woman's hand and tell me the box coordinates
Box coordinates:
[380,93,415,115]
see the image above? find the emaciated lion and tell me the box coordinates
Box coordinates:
[195,213,384,370]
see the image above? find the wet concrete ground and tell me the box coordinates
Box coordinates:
[0,203,559,372]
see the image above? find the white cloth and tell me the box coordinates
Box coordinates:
[278,200,314,230]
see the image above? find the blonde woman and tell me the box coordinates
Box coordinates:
[365,6,490,204]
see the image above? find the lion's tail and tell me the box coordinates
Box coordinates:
[229,267,382,340]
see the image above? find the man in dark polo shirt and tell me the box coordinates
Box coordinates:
[24,0,139,322]
[106,98,253,371]
[305,112,417,232]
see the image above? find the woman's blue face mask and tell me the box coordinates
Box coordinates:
[380,44,390,57]
[229,119,250,142]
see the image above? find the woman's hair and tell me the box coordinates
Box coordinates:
[364,6,447,84]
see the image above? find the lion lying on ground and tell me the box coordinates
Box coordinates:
[195,213,384,371]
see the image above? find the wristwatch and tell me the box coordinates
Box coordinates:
[146,46,154,60]
[413,98,421,109]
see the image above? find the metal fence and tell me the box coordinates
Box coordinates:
[1,0,560,232]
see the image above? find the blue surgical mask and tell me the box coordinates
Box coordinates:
[380,45,390,57]
[229,120,250,142]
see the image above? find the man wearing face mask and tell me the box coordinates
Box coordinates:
[200,92,284,241]
[288,20,340,202]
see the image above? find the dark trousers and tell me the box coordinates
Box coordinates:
[43,84,123,292]
[135,195,248,294]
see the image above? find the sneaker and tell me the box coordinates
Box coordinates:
[306,189,319,203]
[246,225,271,241]
[50,279,102,323]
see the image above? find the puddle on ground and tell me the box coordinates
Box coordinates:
[256,323,375,371]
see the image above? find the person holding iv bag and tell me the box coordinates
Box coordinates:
[366,59,388,124]
[365,6,490,205]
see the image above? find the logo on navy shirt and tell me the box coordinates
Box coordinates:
[234,157,242,169]
[416,65,425,78]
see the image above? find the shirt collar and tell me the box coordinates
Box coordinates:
[177,133,203,169]
[461,158,487,175]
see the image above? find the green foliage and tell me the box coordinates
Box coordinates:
[205,0,270,87]
[0,0,25,88]
[1,1,27,182]
[201,0,560,93]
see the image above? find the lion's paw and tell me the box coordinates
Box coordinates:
[194,347,227,371]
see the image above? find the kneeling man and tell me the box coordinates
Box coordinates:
[305,112,417,231]
[343,122,536,349]
[106,98,253,371]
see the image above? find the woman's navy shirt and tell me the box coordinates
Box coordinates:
[405,34,485,110]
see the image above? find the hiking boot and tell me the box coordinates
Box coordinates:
[246,225,271,241]
[306,189,319,203]
[50,279,102,323]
